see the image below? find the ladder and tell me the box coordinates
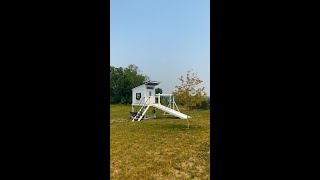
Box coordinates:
[132,97,151,122]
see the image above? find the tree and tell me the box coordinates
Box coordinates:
[110,64,149,104]
[110,66,124,103]
[173,70,208,110]
[155,88,163,94]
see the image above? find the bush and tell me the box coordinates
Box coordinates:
[197,99,210,110]
[173,70,208,110]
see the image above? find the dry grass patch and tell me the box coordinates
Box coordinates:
[110,104,210,179]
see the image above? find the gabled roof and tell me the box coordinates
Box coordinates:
[132,81,160,89]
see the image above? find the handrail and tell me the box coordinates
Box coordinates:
[133,96,151,121]
[137,97,151,121]
[142,96,150,107]
[156,93,173,96]
[137,97,145,107]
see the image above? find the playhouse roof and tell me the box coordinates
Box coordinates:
[132,81,160,89]
[143,80,160,86]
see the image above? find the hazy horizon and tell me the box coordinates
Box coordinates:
[111,0,210,95]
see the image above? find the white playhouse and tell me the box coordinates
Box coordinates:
[130,81,191,122]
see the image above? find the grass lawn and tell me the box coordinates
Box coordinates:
[110,104,210,179]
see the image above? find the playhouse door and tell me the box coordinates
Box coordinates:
[148,90,155,104]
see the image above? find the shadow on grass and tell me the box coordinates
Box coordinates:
[153,120,204,130]
[156,115,180,119]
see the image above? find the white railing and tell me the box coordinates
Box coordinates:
[154,93,180,113]
[157,93,173,96]
[151,93,173,105]
[132,96,151,121]
[147,96,157,104]
[146,94,178,109]
[137,97,145,106]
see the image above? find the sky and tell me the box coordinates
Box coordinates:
[110,0,210,96]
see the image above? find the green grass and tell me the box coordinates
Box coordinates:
[110,104,210,179]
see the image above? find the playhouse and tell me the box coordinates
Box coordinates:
[130,81,191,122]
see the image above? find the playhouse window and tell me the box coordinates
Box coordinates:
[136,93,141,100]
[147,87,153,89]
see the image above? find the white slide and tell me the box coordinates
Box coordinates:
[151,104,191,119]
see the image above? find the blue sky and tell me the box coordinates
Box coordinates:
[110,0,210,95]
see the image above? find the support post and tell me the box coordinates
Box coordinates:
[187,116,190,129]
[153,107,156,118]
[172,96,175,111]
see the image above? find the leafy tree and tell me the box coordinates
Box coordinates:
[155,88,162,94]
[173,70,208,110]
[110,64,149,104]
[110,66,124,103]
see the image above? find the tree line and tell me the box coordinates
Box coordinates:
[110,64,209,109]
[110,64,150,104]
